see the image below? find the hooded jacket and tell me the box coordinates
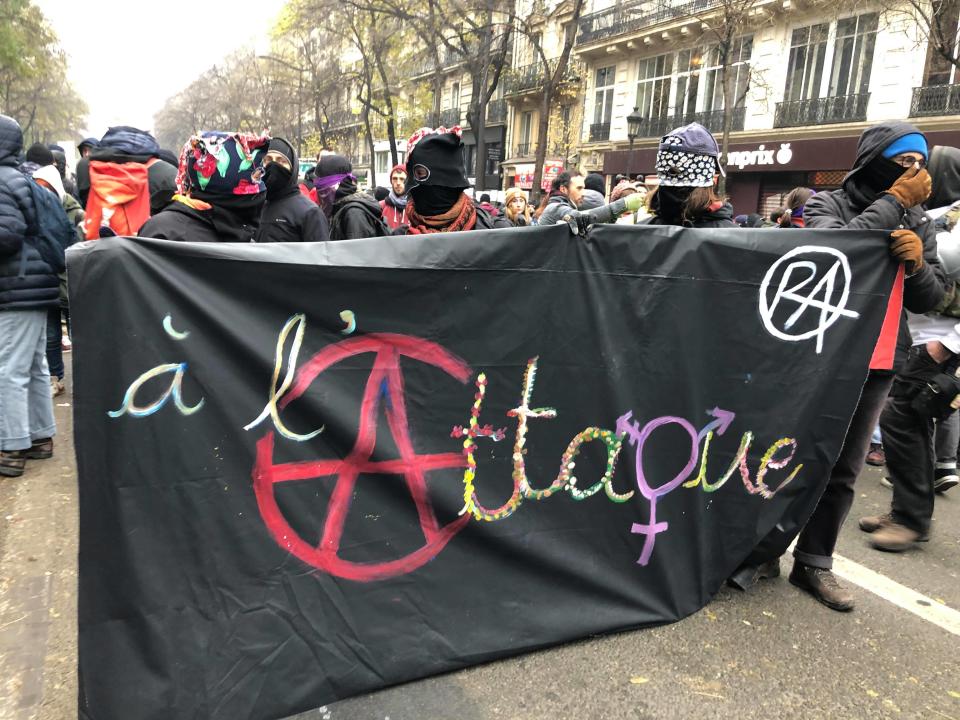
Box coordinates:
[804,120,946,371]
[0,115,59,311]
[578,188,606,210]
[330,191,390,240]
[139,197,262,244]
[256,138,330,243]
[927,145,960,211]
[76,126,177,215]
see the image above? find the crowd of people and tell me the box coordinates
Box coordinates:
[1,110,957,615]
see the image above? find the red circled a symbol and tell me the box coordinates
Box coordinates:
[252,333,472,582]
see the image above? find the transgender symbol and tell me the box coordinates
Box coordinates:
[758,245,860,354]
[252,333,472,582]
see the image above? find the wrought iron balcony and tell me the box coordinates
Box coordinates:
[515,143,532,156]
[440,108,461,126]
[910,84,960,117]
[325,108,361,129]
[577,0,722,46]
[504,58,583,96]
[679,106,745,133]
[590,122,611,141]
[774,93,869,128]
[487,99,508,124]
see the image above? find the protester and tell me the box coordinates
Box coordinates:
[538,170,644,227]
[317,155,388,240]
[610,180,649,223]
[48,145,79,202]
[21,143,54,176]
[779,187,815,228]
[379,164,410,230]
[858,145,960,553]
[783,121,944,607]
[644,123,735,229]
[504,187,532,227]
[77,137,98,159]
[77,126,177,228]
[373,186,389,202]
[478,193,500,217]
[139,131,270,243]
[0,115,62,476]
[579,173,606,210]
[396,127,510,234]
[763,209,784,228]
[256,137,329,243]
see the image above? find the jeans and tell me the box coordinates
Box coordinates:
[46,306,63,380]
[0,309,56,451]
[794,370,894,569]
[934,410,959,464]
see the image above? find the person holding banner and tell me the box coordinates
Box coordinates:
[537,170,644,228]
[789,121,945,610]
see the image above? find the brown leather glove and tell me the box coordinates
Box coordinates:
[886,164,932,209]
[890,228,924,274]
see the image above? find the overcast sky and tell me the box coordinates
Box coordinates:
[36,0,288,140]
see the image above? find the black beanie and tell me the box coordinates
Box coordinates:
[26,142,54,167]
[405,131,470,193]
[316,154,352,177]
[585,173,605,194]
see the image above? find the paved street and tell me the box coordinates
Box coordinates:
[1,362,958,720]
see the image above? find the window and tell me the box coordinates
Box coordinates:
[375,151,389,176]
[635,54,672,120]
[922,0,960,85]
[519,110,532,149]
[783,23,828,102]
[594,65,616,125]
[451,82,461,109]
[829,13,878,96]
[702,36,753,112]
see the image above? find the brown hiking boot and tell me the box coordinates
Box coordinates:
[24,438,53,460]
[870,522,922,552]
[859,511,928,541]
[789,562,855,612]
[0,451,26,478]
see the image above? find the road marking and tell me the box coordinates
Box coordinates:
[831,553,960,636]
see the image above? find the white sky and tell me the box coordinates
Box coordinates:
[35,0,288,140]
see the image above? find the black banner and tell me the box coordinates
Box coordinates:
[71,224,896,720]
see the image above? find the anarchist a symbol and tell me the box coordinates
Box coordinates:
[252,333,472,582]
[758,245,861,354]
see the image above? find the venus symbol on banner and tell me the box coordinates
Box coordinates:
[758,245,861,354]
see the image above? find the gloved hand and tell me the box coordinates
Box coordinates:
[890,229,924,273]
[886,164,932,209]
[623,193,645,213]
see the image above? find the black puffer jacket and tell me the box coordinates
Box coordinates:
[139,202,259,243]
[645,201,737,228]
[329,191,389,240]
[256,138,329,243]
[0,115,59,311]
[804,120,946,371]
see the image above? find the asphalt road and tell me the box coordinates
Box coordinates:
[0,363,957,720]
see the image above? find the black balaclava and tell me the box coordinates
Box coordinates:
[841,121,927,211]
[405,130,470,215]
[651,186,694,222]
[263,138,299,200]
[860,156,909,198]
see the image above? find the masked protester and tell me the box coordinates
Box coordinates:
[315,155,388,240]
[766,121,943,610]
[139,132,269,243]
[256,137,329,243]
[645,123,736,228]
[379,164,410,230]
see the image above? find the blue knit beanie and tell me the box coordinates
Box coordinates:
[882,133,928,161]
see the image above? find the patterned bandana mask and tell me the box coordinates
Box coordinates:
[176,131,271,196]
[655,149,718,188]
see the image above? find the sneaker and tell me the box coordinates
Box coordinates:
[61,335,72,352]
[789,562,855,611]
[934,467,959,493]
[880,475,893,489]
[865,443,885,466]
[859,511,929,541]
[0,451,26,478]
[726,557,781,591]
[50,377,64,397]
[870,522,923,552]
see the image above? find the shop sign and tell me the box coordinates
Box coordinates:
[515,161,563,190]
[726,143,794,170]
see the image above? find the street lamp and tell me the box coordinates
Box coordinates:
[626,106,643,181]
[258,53,306,157]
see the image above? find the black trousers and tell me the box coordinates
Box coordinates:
[794,370,894,569]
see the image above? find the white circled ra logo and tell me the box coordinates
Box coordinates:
[759,245,861,354]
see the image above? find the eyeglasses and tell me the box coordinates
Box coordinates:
[891,154,926,169]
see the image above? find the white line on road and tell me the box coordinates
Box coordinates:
[831,552,960,636]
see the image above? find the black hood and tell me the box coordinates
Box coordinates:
[927,145,960,210]
[0,114,23,167]
[267,137,300,197]
[842,120,925,192]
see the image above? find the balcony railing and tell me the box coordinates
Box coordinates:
[326,109,361,128]
[774,93,869,128]
[487,99,508,124]
[910,84,960,117]
[515,143,532,156]
[578,0,722,46]
[590,122,611,141]
[440,107,461,126]
[504,58,583,96]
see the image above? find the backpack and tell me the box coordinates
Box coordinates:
[18,179,73,273]
[84,158,156,239]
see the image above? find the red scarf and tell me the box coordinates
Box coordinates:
[406,193,477,234]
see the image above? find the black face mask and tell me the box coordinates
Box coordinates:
[652,186,694,221]
[263,164,291,198]
[411,185,464,216]
[862,156,909,195]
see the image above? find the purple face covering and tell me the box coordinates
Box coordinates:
[314,172,355,191]
[314,172,356,218]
